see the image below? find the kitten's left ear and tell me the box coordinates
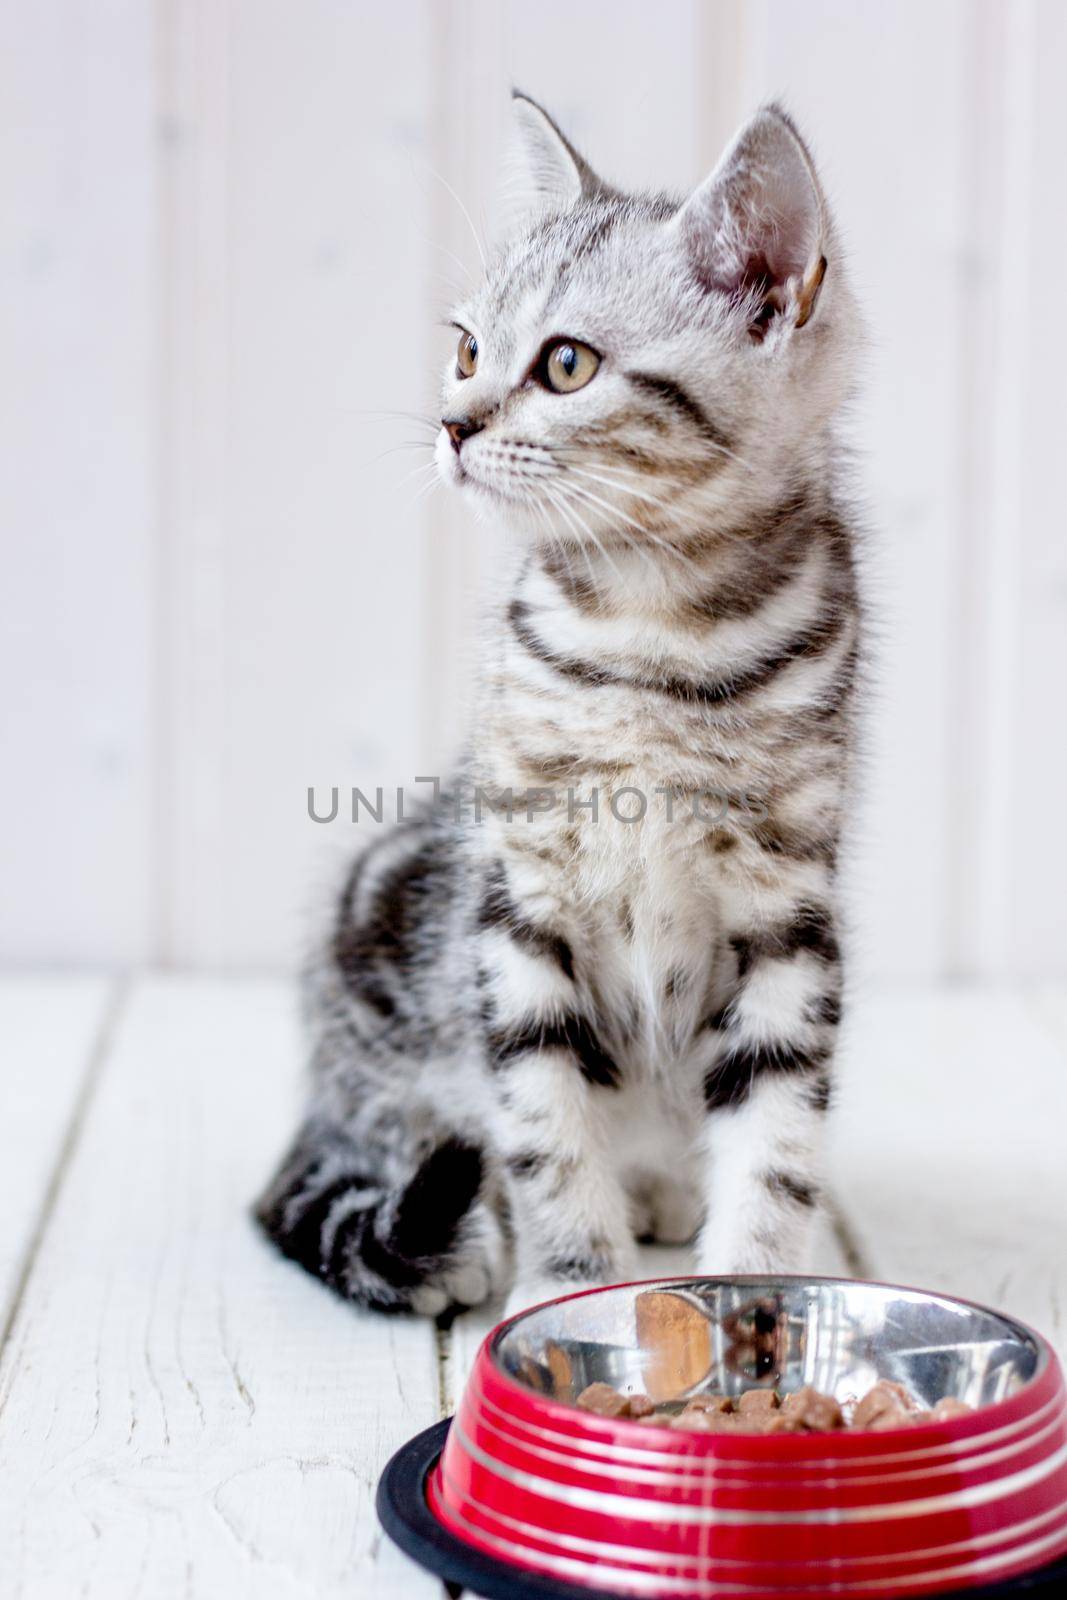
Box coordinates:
[676,105,830,340]
[507,90,612,220]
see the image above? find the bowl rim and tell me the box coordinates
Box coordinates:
[485,1273,1054,1447]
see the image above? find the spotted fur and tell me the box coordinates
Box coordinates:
[256,94,863,1317]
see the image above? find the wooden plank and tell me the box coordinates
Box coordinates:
[0,978,441,1599]
[829,986,1067,1358]
[0,977,114,1328]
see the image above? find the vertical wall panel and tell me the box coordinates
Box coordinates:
[941,0,1014,978]
[1007,0,1067,975]
[157,0,436,967]
[154,0,232,967]
[3,0,1063,976]
[0,1,156,966]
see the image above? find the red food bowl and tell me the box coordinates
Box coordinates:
[378,1277,1067,1598]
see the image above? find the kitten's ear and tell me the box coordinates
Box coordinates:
[507,90,610,220]
[676,105,829,339]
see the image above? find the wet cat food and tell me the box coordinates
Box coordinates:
[575,1377,973,1432]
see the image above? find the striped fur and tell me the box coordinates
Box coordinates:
[256,96,863,1317]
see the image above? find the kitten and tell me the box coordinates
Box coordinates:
[256,94,862,1319]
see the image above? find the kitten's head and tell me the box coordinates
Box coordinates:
[436,93,857,550]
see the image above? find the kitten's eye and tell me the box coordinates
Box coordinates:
[538,339,600,394]
[456,331,478,379]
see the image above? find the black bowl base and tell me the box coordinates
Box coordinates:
[376,1419,1067,1600]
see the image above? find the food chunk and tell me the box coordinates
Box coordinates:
[683,1393,734,1415]
[737,1388,779,1416]
[779,1385,845,1431]
[852,1379,918,1429]
[573,1378,974,1432]
[576,1383,654,1419]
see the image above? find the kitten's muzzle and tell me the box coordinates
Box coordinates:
[442,416,484,452]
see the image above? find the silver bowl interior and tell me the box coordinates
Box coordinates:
[495,1278,1042,1415]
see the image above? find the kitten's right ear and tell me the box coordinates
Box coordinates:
[676,105,830,340]
[507,90,611,221]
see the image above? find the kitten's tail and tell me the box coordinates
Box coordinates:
[253,1119,507,1317]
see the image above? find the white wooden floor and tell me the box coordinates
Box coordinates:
[1,976,1065,1600]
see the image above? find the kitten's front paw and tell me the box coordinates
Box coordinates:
[410,1260,496,1319]
[408,1198,509,1318]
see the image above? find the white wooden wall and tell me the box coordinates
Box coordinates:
[3,0,1065,979]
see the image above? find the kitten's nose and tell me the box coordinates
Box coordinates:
[443,416,484,452]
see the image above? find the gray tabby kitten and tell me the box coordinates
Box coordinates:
[257,94,861,1319]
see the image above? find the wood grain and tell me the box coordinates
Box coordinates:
[1,977,1065,1595]
[0,977,114,1329]
[0,979,441,1599]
